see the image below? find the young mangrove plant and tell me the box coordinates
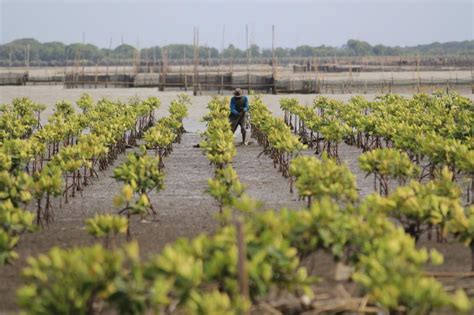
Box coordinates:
[32,165,63,227]
[85,214,128,249]
[290,154,358,206]
[207,165,246,213]
[359,148,419,195]
[113,146,165,238]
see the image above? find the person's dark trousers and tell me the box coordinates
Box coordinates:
[230,112,247,143]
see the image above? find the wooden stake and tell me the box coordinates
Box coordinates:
[193,27,199,96]
[206,44,210,91]
[235,218,249,313]
[160,47,168,91]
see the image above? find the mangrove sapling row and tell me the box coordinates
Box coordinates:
[281,97,351,160]
[200,97,245,213]
[46,95,159,205]
[280,94,474,267]
[280,93,473,199]
[290,154,358,207]
[250,96,306,184]
[0,94,163,264]
[0,97,45,141]
[168,94,191,142]
[113,95,189,236]
[144,94,189,169]
[200,97,236,169]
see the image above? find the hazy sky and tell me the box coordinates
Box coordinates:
[1,0,473,49]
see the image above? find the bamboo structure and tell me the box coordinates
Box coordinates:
[4,28,470,93]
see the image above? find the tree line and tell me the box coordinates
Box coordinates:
[0,38,472,67]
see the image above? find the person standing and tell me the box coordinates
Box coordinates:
[229,88,249,145]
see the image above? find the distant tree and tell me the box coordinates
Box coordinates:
[249,44,261,58]
[0,38,472,66]
[223,44,245,59]
[261,48,272,58]
[346,39,372,56]
[274,47,290,58]
[293,45,314,57]
[40,42,66,61]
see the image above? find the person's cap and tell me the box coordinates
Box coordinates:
[233,88,243,97]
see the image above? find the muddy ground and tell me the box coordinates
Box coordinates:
[0,87,472,313]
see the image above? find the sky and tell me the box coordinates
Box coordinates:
[0,0,473,49]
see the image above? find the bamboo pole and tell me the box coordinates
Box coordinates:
[230,42,234,85]
[193,28,195,94]
[206,44,210,91]
[193,27,199,96]
[25,44,30,73]
[145,47,149,73]
[106,38,112,88]
[153,46,157,73]
[272,25,276,94]
[246,25,250,93]
[79,33,85,88]
[183,46,188,91]
[220,25,225,94]
[135,38,140,75]
[95,62,98,88]
[417,53,421,93]
[9,45,12,68]
[64,46,68,83]
[471,66,473,94]
[160,47,168,91]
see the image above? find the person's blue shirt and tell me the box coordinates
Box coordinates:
[230,96,249,116]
